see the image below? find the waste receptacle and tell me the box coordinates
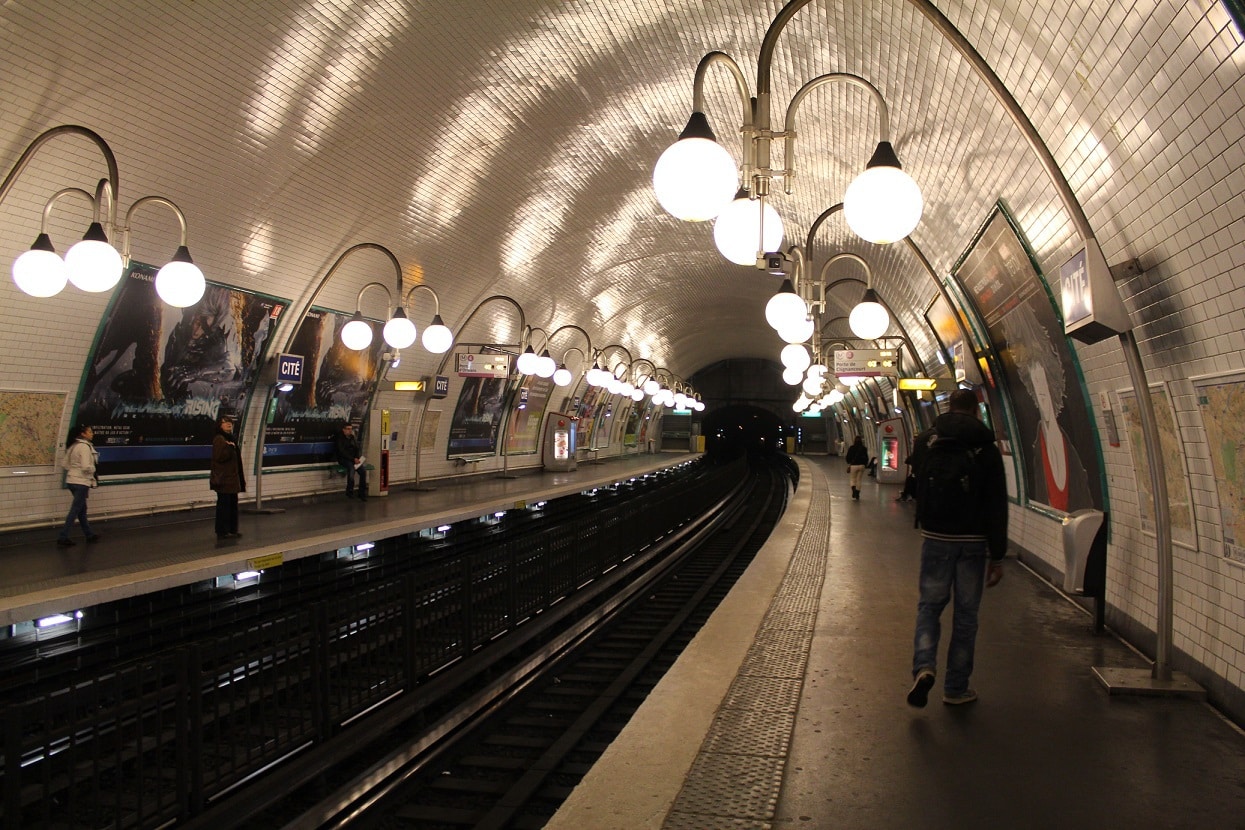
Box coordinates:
[1062,509,1105,594]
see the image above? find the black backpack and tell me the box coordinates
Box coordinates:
[914,434,984,534]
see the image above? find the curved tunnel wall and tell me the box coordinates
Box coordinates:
[1,3,1244,719]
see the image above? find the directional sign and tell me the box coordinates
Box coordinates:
[277,353,304,385]
[833,349,899,377]
[433,375,450,398]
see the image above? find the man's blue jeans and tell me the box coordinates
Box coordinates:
[912,537,988,696]
[59,483,94,540]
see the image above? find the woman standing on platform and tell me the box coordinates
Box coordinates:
[210,416,245,539]
[845,435,869,500]
[57,424,100,546]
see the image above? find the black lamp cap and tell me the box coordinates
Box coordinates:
[865,141,902,171]
[81,221,110,243]
[349,310,365,322]
[860,287,881,304]
[429,313,445,326]
[30,232,57,253]
[776,277,797,295]
[170,244,194,264]
[522,345,535,354]
[391,306,408,319]
[678,111,718,142]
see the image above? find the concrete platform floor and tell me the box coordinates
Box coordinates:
[550,455,1245,830]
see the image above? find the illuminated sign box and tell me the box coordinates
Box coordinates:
[457,352,510,378]
[834,349,899,377]
[1061,240,1132,344]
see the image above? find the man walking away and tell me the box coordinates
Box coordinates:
[906,389,1007,707]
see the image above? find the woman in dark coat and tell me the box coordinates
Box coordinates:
[210,416,246,539]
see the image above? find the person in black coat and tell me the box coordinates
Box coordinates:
[210,416,245,539]
[845,435,869,500]
[334,423,368,500]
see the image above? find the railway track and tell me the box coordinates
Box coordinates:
[285,460,790,830]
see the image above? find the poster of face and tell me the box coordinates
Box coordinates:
[505,375,554,455]
[952,205,1104,513]
[622,402,641,447]
[263,308,385,468]
[447,375,509,456]
[575,383,604,448]
[77,262,286,477]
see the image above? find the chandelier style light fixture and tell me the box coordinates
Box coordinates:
[653,1,924,268]
[3,125,207,305]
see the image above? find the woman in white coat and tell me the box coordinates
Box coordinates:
[57,424,100,546]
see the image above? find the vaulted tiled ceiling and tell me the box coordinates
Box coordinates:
[0,0,1220,387]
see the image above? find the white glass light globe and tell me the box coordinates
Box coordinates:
[802,376,824,397]
[516,350,539,375]
[849,300,890,339]
[155,259,206,307]
[422,321,453,353]
[695,400,705,412]
[828,389,846,404]
[607,378,623,395]
[807,364,828,378]
[533,355,554,378]
[643,378,660,396]
[793,396,810,412]
[12,248,68,298]
[839,375,863,386]
[630,388,644,402]
[674,392,688,408]
[780,343,811,372]
[341,318,374,350]
[383,315,418,350]
[65,238,123,292]
[553,366,573,387]
[843,166,923,244]
[782,366,804,386]
[585,367,602,386]
[765,289,806,331]
[713,196,784,266]
[777,316,814,345]
[652,137,738,221]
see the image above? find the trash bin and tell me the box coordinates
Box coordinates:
[1062,509,1105,594]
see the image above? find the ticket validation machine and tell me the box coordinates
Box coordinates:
[543,413,577,472]
[876,418,908,485]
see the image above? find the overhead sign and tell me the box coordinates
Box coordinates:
[432,375,449,398]
[833,349,899,377]
[456,352,510,378]
[897,377,959,392]
[394,380,426,391]
[1061,240,1132,344]
[276,353,304,385]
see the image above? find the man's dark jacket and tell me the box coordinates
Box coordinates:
[334,430,362,467]
[916,412,1008,561]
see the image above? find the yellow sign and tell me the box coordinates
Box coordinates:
[394,380,426,391]
[246,553,284,570]
[898,378,938,391]
[514,500,527,509]
[381,409,390,434]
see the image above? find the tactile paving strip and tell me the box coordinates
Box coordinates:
[663,465,830,828]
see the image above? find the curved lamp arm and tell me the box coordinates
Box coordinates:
[401,282,442,315]
[120,195,190,260]
[354,280,393,314]
[547,323,594,358]
[0,125,120,230]
[782,73,888,193]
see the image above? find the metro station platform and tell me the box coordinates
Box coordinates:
[549,455,1245,830]
[0,451,696,629]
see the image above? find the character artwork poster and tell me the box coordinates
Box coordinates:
[77,262,286,477]
[447,375,508,456]
[951,204,1104,513]
[263,308,385,467]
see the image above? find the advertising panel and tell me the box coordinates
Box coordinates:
[263,307,385,468]
[447,368,509,457]
[77,262,286,477]
[505,375,554,455]
[952,204,1104,513]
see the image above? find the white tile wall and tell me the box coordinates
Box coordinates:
[1,0,1244,711]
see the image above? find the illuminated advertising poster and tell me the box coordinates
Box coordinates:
[952,204,1103,513]
[623,402,641,446]
[505,375,554,455]
[592,394,614,449]
[575,384,604,448]
[447,375,508,456]
[77,262,286,477]
[263,307,385,468]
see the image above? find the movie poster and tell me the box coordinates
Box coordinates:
[622,401,641,447]
[263,307,385,468]
[77,262,286,477]
[447,375,508,456]
[505,375,554,455]
[952,204,1104,513]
